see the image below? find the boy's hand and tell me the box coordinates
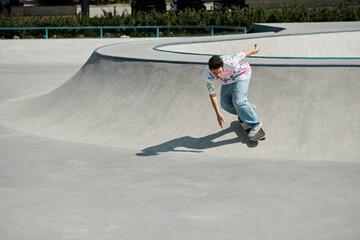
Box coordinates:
[254,44,260,53]
[244,44,260,57]
[217,114,225,128]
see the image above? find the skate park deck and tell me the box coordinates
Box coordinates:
[0,22,359,240]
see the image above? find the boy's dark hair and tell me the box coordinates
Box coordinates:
[208,55,224,70]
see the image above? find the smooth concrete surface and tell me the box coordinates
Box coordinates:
[158,31,360,58]
[1,23,360,240]
[0,38,155,66]
[1,132,359,240]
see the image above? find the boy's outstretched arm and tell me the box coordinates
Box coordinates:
[209,93,225,128]
[243,44,260,57]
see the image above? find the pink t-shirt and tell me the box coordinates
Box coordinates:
[203,52,252,95]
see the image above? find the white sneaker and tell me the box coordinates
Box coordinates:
[248,122,263,138]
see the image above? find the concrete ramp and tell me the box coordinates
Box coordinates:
[0,25,359,161]
[158,31,360,58]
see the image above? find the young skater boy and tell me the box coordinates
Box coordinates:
[203,44,263,138]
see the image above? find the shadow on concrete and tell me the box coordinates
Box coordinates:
[136,121,258,156]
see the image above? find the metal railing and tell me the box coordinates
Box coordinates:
[0,25,246,39]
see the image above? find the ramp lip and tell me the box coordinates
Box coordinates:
[91,50,360,67]
[93,37,205,65]
[92,34,257,65]
[92,50,206,65]
[153,30,360,64]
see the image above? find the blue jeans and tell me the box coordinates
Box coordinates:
[220,79,261,128]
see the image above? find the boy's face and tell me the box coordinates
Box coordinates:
[210,67,223,79]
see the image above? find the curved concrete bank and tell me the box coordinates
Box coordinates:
[0,23,359,161]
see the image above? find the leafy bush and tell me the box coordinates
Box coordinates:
[0,3,359,39]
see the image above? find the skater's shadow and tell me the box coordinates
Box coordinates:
[136,121,258,156]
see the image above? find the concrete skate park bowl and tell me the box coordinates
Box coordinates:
[0,22,359,161]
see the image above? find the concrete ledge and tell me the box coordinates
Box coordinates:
[253,24,285,33]
[11,6,77,17]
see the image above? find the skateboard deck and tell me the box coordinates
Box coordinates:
[238,117,265,141]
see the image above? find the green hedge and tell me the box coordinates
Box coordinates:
[0,4,359,39]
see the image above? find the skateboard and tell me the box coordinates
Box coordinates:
[238,117,265,141]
